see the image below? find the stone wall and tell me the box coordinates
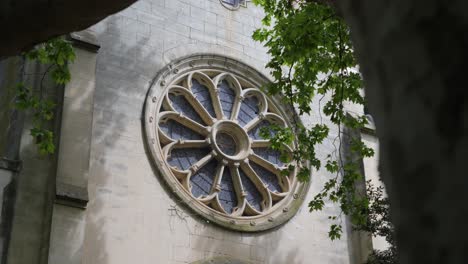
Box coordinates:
[0,57,23,158]
[47,1,365,263]
[47,37,99,264]
[0,58,23,262]
[5,58,63,264]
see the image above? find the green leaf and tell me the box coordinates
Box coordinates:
[251,0,377,244]
[17,36,75,156]
[297,167,310,182]
[328,224,342,240]
[308,195,324,212]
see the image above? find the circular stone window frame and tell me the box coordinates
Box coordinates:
[144,54,311,232]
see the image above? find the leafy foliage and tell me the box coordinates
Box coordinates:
[252,0,376,241]
[15,37,75,155]
[357,182,397,264]
[252,1,398,262]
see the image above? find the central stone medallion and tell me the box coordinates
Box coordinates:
[215,133,236,155]
[211,120,251,162]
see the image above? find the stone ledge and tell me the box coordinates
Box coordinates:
[346,111,376,135]
[361,115,376,135]
[55,182,88,209]
[0,157,21,172]
[69,31,101,53]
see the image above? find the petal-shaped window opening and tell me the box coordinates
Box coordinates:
[167,148,210,171]
[238,96,260,126]
[248,120,276,140]
[253,147,284,167]
[169,94,205,125]
[219,168,238,214]
[250,162,282,193]
[190,159,218,198]
[239,169,263,212]
[218,80,236,119]
[160,119,204,141]
[191,79,216,118]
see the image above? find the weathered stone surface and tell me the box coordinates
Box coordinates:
[1,1,371,263]
[54,46,98,211]
[72,1,358,264]
[0,57,23,159]
[47,204,86,264]
[191,256,251,264]
[5,60,62,264]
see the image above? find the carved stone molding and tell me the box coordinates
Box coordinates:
[144,54,310,231]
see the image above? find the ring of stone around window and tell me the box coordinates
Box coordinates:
[144,55,311,232]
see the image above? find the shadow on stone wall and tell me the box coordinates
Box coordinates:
[82,21,163,263]
[80,5,307,263]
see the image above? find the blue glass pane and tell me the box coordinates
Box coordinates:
[222,0,239,5]
[160,119,203,140]
[218,80,236,118]
[219,168,237,214]
[248,120,276,140]
[253,147,284,166]
[191,79,216,118]
[190,159,218,198]
[216,133,237,156]
[167,148,210,171]
[238,96,259,126]
[222,0,244,6]
[250,162,282,193]
[239,169,262,212]
[169,94,205,125]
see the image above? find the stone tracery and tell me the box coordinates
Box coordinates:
[145,56,309,231]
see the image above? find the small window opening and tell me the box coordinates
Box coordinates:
[220,0,247,9]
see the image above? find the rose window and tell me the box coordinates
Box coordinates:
[145,56,309,231]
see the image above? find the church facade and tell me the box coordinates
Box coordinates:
[0,0,379,263]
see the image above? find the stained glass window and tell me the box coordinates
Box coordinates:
[145,56,309,231]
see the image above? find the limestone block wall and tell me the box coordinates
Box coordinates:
[48,36,100,264]
[49,1,365,263]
